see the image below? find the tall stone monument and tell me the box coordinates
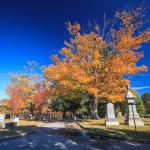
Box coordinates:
[106,102,119,126]
[126,86,144,126]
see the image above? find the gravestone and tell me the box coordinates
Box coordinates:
[14,117,19,125]
[126,90,144,126]
[0,114,4,122]
[0,114,5,129]
[106,103,119,125]
[5,114,11,119]
[5,122,17,129]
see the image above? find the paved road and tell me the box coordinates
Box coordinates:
[0,122,150,150]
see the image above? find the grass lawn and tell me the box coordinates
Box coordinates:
[0,120,46,138]
[78,118,150,141]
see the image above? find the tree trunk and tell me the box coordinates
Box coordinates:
[30,103,34,120]
[62,111,66,119]
[91,99,99,119]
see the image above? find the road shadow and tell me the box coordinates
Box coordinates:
[0,123,150,150]
[0,124,95,150]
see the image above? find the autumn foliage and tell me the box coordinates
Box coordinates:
[33,82,49,114]
[5,8,150,119]
[7,90,24,114]
[44,8,150,118]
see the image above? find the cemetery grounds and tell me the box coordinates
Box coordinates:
[78,117,150,141]
[0,118,150,142]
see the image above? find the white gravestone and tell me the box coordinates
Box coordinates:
[126,90,144,126]
[0,114,4,122]
[106,103,119,126]
[0,114,5,128]
[14,117,19,125]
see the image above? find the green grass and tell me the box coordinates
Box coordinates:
[78,118,150,141]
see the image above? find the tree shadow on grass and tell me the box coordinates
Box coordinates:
[85,127,150,141]
[108,127,150,140]
[0,125,36,137]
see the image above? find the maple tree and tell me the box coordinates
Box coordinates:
[6,60,51,118]
[44,8,150,119]
[7,89,24,115]
[6,74,32,114]
[0,99,8,114]
[33,81,50,114]
[6,71,41,116]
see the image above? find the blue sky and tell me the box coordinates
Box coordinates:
[0,0,150,99]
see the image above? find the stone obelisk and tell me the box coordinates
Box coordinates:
[126,84,144,126]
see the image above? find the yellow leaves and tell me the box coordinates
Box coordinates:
[93,50,101,65]
[44,7,149,104]
[60,80,78,90]
[60,48,72,57]
[7,92,25,114]
[108,94,125,103]
[75,32,105,54]
[51,55,60,64]
[138,29,150,43]
[86,87,98,97]
[44,64,62,80]
[74,74,91,84]
[110,53,148,75]
[115,7,143,27]
[67,22,80,36]
[7,73,46,114]
[45,22,129,102]
[113,9,149,77]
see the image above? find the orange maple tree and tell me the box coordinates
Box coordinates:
[33,82,48,113]
[44,8,150,118]
[6,73,39,116]
[7,89,24,115]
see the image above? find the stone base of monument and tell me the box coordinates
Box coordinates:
[126,112,145,126]
[106,119,119,126]
[127,119,144,126]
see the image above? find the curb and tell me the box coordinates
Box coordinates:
[75,122,150,144]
